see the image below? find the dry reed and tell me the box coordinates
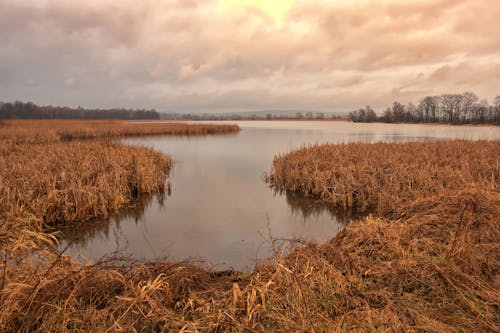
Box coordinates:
[0,119,240,144]
[2,191,498,332]
[0,141,171,225]
[268,140,499,215]
[1,132,499,331]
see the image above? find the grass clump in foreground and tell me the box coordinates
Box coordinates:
[1,138,499,332]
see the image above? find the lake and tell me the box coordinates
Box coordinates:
[60,121,500,271]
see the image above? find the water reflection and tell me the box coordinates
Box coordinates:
[57,193,161,254]
[59,121,500,270]
[59,189,353,267]
[283,190,355,224]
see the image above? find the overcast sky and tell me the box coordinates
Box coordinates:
[1,0,499,113]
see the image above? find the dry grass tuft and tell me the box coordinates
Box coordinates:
[0,141,170,225]
[268,140,499,215]
[230,189,499,332]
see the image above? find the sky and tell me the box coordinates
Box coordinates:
[1,0,499,113]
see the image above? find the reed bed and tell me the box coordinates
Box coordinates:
[0,140,171,262]
[0,140,171,223]
[268,140,500,215]
[0,119,240,144]
[1,133,499,331]
[2,189,498,332]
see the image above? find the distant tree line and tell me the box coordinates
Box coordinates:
[0,101,160,120]
[349,92,500,124]
[161,111,343,121]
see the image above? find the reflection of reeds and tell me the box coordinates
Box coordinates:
[283,190,356,224]
[55,192,158,249]
[0,119,240,144]
[3,176,499,332]
[245,189,500,332]
[268,140,499,215]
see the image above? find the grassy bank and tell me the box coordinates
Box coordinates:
[0,119,240,144]
[0,119,238,253]
[1,133,499,331]
[0,141,171,225]
[268,140,499,215]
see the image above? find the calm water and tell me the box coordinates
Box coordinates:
[60,121,500,270]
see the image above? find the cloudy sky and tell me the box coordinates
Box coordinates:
[1,0,499,113]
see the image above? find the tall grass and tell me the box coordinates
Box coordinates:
[268,140,499,215]
[3,178,498,332]
[0,119,239,257]
[0,119,240,144]
[1,129,499,331]
[0,141,170,225]
[0,140,172,289]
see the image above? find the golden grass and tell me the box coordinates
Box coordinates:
[0,140,172,287]
[1,132,499,331]
[0,119,237,263]
[268,140,499,215]
[0,119,240,144]
[0,141,171,224]
[239,189,500,332]
[2,191,498,332]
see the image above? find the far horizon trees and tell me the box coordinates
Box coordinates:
[348,105,377,122]
[349,92,499,124]
[0,101,160,120]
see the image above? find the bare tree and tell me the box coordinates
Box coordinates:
[494,96,500,123]
[406,102,421,122]
[365,105,377,122]
[472,99,488,123]
[461,92,479,123]
[440,94,463,123]
[347,91,497,124]
[392,101,405,122]
[419,96,439,121]
[382,108,393,122]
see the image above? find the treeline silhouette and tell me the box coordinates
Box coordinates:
[349,92,500,124]
[0,101,160,120]
[160,111,343,121]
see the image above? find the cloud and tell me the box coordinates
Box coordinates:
[0,0,499,112]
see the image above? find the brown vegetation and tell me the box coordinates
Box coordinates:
[0,131,174,305]
[1,127,499,332]
[268,140,499,215]
[0,141,171,225]
[2,189,498,332]
[0,119,238,263]
[0,119,240,144]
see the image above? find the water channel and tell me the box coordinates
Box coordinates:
[60,121,500,270]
